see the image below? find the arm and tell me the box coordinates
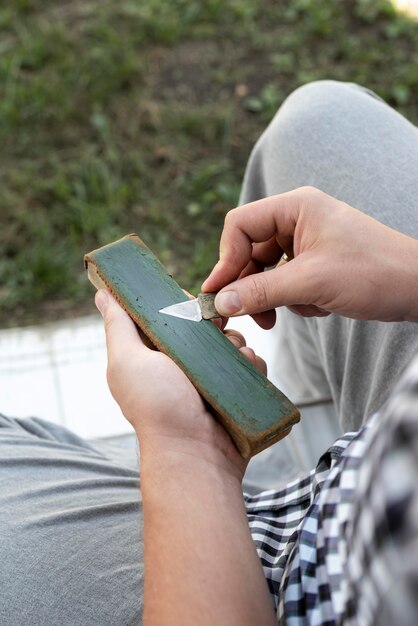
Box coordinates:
[202,186,418,327]
[95,291,276,626]
[141,442,275,626]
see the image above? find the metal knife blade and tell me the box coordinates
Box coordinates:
[159,298,203,322]
[159,292,218,322]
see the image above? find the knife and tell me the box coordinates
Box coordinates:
[160,293,219,322]
[159,253,290,322]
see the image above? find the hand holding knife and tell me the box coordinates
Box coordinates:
[159,253,290,322]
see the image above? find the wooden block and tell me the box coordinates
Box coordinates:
[197,292,218,319]
[84,234,300,458]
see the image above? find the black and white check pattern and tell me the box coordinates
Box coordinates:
[245,355,418,625]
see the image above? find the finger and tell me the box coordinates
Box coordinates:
[95,290,146,362]
[255,355,268,376]
[251,237,284,266]
[202,190,301,292]
[238,347,267,376]
[238,258,266,280]
[239,346,257,364]
[211,315,229,331]
[214,255,318,317]
[251,309,276,330]
[219,316,229,331]
[224,329,247,349]
[238,240,284,280]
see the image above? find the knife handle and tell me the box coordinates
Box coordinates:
[197,293,219,319]
[198,253,290,320]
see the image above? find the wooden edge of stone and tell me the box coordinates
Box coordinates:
[211,404,299,459]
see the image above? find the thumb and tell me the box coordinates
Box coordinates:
[95,289,144,361]
[214,257,315,316]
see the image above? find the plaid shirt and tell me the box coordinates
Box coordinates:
[246,355,418,625]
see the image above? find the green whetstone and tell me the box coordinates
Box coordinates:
[84,234,300,458]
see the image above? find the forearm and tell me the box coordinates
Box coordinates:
[140,437,276,626]
[96,286,277,622]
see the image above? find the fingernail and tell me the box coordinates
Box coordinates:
[95,290,109,316]
[215,291,242,315]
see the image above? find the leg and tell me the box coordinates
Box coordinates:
[240,80,418,431]
[0,415,143,625]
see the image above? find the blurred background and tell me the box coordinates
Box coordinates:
[1,0,418,328]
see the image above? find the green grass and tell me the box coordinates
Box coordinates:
[0,0,418,325]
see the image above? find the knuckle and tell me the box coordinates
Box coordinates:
[300,185,322,198]
[224,207,240,227]
[298,185,331,216]
[248,275,270,310]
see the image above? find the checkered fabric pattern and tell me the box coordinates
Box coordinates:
[245,355,418,625]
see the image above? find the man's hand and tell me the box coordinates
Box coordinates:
[202,186,418,328]
[95,290,265,478]
[96,290,276,626]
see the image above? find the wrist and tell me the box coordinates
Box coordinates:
[138,429,247,486]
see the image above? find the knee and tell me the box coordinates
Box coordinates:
[269,80,364,145]
[282,79,361,110]
[243,80,380,199]
[252,80,374,194]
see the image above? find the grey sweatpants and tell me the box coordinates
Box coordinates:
[0,415,143,625]
[1,81,418,624]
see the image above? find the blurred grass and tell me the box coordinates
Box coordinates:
[0,0,417,325]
